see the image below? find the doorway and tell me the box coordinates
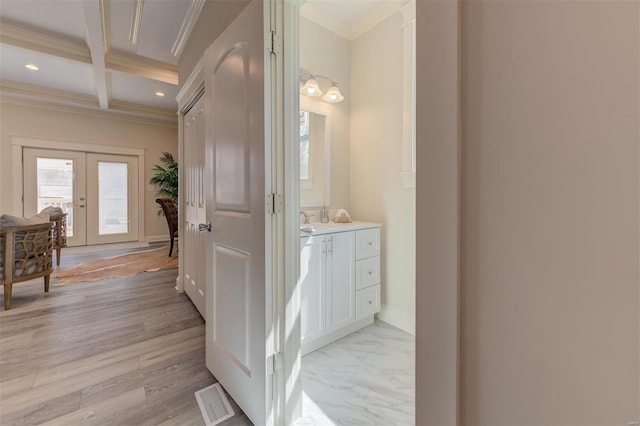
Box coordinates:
[23,148,139,246]
[293,0,417,424]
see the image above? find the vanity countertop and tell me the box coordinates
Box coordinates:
[299,220,380,236]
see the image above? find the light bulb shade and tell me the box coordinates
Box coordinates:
[322,84,344,103]
[302,78,322,97]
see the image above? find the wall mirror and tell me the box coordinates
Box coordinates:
[300,97,331,207]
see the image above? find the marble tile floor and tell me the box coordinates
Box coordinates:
[297,320,415,426]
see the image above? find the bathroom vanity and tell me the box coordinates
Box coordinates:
[299,221,381,355]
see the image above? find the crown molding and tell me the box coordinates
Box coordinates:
[171,0,206,58]
[0,80,98,108]
[176,57,204,109]
[0,19,91,64]
[399,0,415,22]
[300,0,410,41]
[129,0,144,45]
[300,3,350,40]
[106,50,179,85]
[350,1,410,40]
[0,80,177,127]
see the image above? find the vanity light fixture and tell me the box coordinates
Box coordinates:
[299,68,344,103]
[25,64,39,71]
[155,91,165,97]
[301,77,322,97]
[323,83,344,103]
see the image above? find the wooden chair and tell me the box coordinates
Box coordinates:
[49,212,68,266]
[155,198,178,257]
[0,223,53,310]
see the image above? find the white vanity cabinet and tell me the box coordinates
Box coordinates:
[354,228,381,320]
[300,223,380,355]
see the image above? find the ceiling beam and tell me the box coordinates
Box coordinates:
[81,0,109,109]
[106,51,178,85]
[0,19,91,64]
[0,79,99,109]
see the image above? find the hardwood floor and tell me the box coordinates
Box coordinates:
[0,245,251,426]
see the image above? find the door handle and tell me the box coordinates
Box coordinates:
[75,205,85,208]
[198,222,212,232]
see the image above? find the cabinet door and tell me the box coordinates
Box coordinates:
[326,231,356,334]
[300,235,325,346]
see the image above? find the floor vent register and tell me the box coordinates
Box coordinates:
[195,383,235,426]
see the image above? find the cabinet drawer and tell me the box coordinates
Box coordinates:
[355,228,380,260]
[356,256,379,290]
[356,284,380,320]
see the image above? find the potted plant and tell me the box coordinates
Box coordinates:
[150,152,178,215]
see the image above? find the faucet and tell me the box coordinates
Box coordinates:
[300,210,313,224]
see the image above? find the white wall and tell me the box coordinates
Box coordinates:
[0,100,178,240]
[350,13,416,334]
[416,0,640,424]
[300,17,351,210]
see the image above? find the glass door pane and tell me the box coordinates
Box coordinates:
[24,148,87,246]
[86,153,138,245]
[36,157,75,236]
[98,161,129,235]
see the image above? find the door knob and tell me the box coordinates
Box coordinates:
[198,222,212,232]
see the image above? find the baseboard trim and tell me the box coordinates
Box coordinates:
[301,316,374,356]
[377,304,415,336]
[145,234,170,243]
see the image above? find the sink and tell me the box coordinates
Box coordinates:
[299,225,315,233]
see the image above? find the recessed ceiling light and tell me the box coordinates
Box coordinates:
[25,64,39,71]
[155,91,165,97]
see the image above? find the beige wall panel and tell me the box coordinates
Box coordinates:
[460,1,639,424]
[415,0,461,424]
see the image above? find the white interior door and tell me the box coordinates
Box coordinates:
[24,148,139,246]
[23,148,87,246]
[86,153,139,245]
[183,93,207,317]
[204,1,274,424]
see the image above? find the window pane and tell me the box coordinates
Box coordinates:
[36,157,74,237]
[98,162,128,235]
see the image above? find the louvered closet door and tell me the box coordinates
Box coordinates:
[183,94,206,317]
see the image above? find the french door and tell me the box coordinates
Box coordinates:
[23,148,139,246]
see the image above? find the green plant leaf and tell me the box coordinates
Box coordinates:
[150,152,179,215]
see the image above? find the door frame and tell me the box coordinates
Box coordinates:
[12,136,146,243]
[282,1,304,424]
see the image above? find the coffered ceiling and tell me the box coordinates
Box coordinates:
[0,0,410,125]
[0,0,206,124]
